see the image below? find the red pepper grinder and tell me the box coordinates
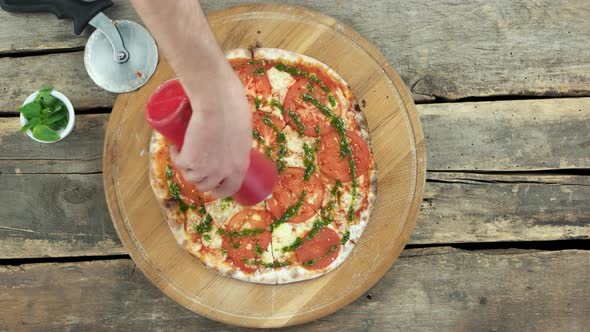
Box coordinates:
[145,78,277,206]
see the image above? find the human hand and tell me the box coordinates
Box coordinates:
[170,65,252,198]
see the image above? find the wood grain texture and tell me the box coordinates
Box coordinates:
[0,2,139,54]
[1,249,588,331]
[0,53,115,113]
[1,172,587,259]
[103,4,425,327]
[0,114,106,174]
[1,0,588,106]
[416,173,590,244]
[419,98,590,171]
[0,173,590,259]
[1,98,588,173]
[0,174,123,259]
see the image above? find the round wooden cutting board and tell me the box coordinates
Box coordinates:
[104,3,425,328]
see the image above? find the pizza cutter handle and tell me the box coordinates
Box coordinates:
[0,0,113,35]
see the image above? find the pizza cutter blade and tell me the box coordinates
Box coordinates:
[84,13,158,93]
[0,0,158,93]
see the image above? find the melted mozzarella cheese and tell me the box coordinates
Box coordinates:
[272,218,316,260]
[283,126,314,168]
[185,209,202,232]
[339,190,356,211]
[285,127,305,154]
[284,154,305,168]
[272,222,300,253]
[205,199,240,227]
[259,104,283,120]
[202,225,223,249]
[266,67,295,103]
[259,244,273,263]
[306,190,322,206]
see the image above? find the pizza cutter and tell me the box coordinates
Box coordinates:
[0,0,158,93]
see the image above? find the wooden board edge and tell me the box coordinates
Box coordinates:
[103,3,426,328]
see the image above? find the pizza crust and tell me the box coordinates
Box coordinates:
[225,48,252,60]
[149,133,186,247]
[253,48,350,90]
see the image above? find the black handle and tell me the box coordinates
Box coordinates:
[0,0,113,35]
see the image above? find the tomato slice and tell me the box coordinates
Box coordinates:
[252,111,285,159]
[235,62,272,100]
[296,227,341,270]
[169,162,215,203]
[317,129,371,182]
[266,168,325,224]
[222,209,272,272]
[283,78,336,137]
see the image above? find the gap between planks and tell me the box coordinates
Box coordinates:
[1,239,589,267]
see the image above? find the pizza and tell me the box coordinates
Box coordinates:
[149,48,376,284]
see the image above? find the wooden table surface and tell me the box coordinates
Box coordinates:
[0,0,588,330]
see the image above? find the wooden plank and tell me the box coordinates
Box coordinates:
[0,114,106,174]
[1,171,587,258]
[0,249,587,330]
[0,174,124,258]
[1,99,588,173]
[1,1,589,102]
[419,98,590,171]
[414,172,590,244]
[0,2,139,54]
[0,53,115,113]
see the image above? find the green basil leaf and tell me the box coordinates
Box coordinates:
[20,118,41,133]
[47,110,67,125]
[55,103,66,113]
[42,94,61,108]
[49,118,68,131]
[34,86,55,106]
[32,125,60,142]
[18,103,42,119]
[20,123,33,134]
[38,86,53,95]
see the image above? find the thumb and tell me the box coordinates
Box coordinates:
[169,144,181,163]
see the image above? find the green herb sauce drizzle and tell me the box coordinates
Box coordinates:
[218,228,265,238]
[300,93,359,221]
[270,99,306,135]
[270,191,307,232]
[301,244,338,266]
[243,259,291,268]
[303,143,316,181]
[340,230,350,245]
[262,114,287,172]
[274,63,330,93]
[254,243,264,256]
[252,129,272,159]
[165,165,188,212]
[282,237,303,253]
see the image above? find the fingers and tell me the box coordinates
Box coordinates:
[179,169,206,184]
[195,173,224,192]
[210,173,244,198]
[168,144,180,161]
[181,170,244,198]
